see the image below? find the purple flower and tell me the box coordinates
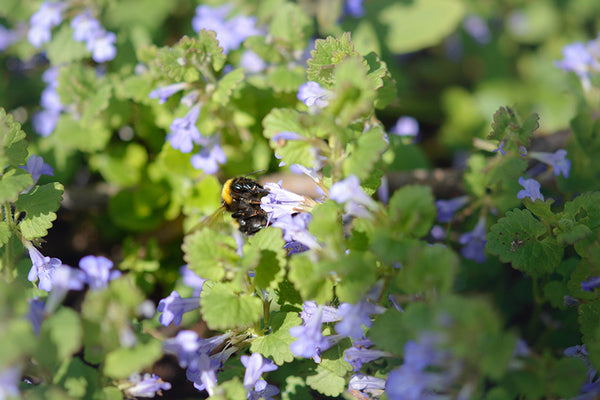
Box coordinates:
[529,149,571,178]
[564,344,600,399]
[248,379,279,400]
[186,352,220,395]
[0,367,21,399]
[349,374,386,398]
[390,116,419,137]
[87,31,117,63]
[0,24,20,51]
[27,1,66,48]
[167,105,202,153]
[271,213,319,249]
[79,255,121,290]
[462,15,491,44]
[283,240,309,255]
[261,181,311,219]
[27,297,45,336]
[157,290,200,327]
[299,300,342,324]
[179,265,207,295]
[435,195,469,223]
[33,110,60,137]
[344,339,391,371]
[555,42,598,79]
[493,141,506,155]
[517,176,544,202]
[149,82,188,104]
[125,373,171,398]
[163,330,232,370]
[27,245,62,292]
[519,145,528,156]
[240,50,267,74]
[344,0,365,18]
[290,307,341,363]
[297,81,332,109]
[190,140,226,174]
[45,265,86,312]
[21,155,54,185]
[458,217,487,263]
[192,5,261,54]
[335,301,385,339]
[271,131,304,143]
[582,276,600,292]
[70,11,102,43]
[329,175,377,218]
[241,353,278,391]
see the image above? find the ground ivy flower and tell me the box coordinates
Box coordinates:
[0,366,21,399]
[335,301,385,339]
[71,11,102,42]
[148,82,188,104]
[261,181,314,219]
[349,373,386,398]
[529,149,571,178]
[329,175,377,218]
[27,1,66,48]
[493,140,506,155]
[462,15,491,44]
[344,339,391,371]
[179,265,207,295]
[582,276,600,292]
[248,379,279,400]
[555,41,599,90]
[283,240,309,255]
[167,105,202,153]
[517,176,544,202]
[79,255,121,290]
[21,154,54,185]
[33,67,63,137]
[299,300,342,324]
[125,373,171,398]
[45,265,86,312]
[290,307,341,363]
[241,353,278,391]
[26,244,62,292]
[240,50,267,74]
[157,290,200,327]
[186,352,220,395]
[435,195,469,223]
[190,140,227,174]
[87,31,117,63]
[390,116,419,138]
[192,4,261,54]
[297,81,333,110]
[564,344,600,399]
[458,218,487,263]
[271,213,319,249]
[27,298,45,336]
[163,330,232,370]
[0,24,20,50]
[344,0,365,18]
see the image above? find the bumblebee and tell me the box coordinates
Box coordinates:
[221,177,270,235]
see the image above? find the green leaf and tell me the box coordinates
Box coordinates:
[200,282,263,330]
[212,68,245,106]
[183,228,240,281]
[0,168,33,203]
[36,308,82,369]
[50,115,112,153]
[464,154,487,197]
[548,357,587,398]
[108,183,169,231]
[332,252,378,304]
[388,184,436,238]
[328,56,375,125]
[0,108,28,168]
[45,24,89,64]
[305,364,347,397]
[250,311,301,365]
[579,301,600,344]
[213,377,247,400]
[524,198,555,221]
[307,33,359,86]
[88,143,148,187]
[244,228,286,290]
[368,308,406,354]
[288,254,334,304]
[377,0,465,53]
[487,156,527,186]
[562,191,600,230]
[396,244,458,295]
[0,221,11,248]
[269,2,313,51]
[343,126,388,181]
[15,182,64,240]
[486,209,563,275]
[104,337,163,379]
[488,107,518,140]
[364,52,396,109]
[308,201,344,251]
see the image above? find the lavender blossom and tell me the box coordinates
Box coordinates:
[344,339,391,371]
[125,373,171,398]
[157,290,200,327]
[283,240,309,255]
[71,11,102,42]
[290,307,341,363]
[0,366,21,399]
[33,67,63,137]
[335,301,385,339]
[241,353,278,391]
[299,300,342,324]
[555,41,599,89]
[87,31,117,63]
[564,344,600,399]
[271,213,319,249]
[240,50,267,74]
[186,352,219,395]
[462,15,491,44]
[435,195,469,223]
[493,141,506,155]
[27,1,66,48]
[529,149,571,178]
[517,176,544,202]
[349,373,386,398]
[261,181,312,219]
[27,298,45,336]
[78,255,121,290]
[248,379,280,400]
[458,218,487,263]
[26,244,63,292]
[190,140,226,174]
[582,276,600,292]
[179,265,207,295]
[344,0,365,18]
[329,175,377,218]
[45,265,86,312]
[163,330,232,370]
[167,105,203,153]
[21,155,54,185]
[390,116,419,138]
[0,24,20,50]
[297,81,332,110]
[148,82,188,104]
[192,5,261,54]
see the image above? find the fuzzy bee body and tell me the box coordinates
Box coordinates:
[221,177,270,235]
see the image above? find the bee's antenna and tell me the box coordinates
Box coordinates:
[244,170,265,178]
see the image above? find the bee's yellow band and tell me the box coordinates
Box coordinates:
[221,178,234,205]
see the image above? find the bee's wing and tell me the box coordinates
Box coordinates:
[185,204,227,234]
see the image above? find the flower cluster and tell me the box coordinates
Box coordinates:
[555,35,600,90]
[125,373,171,398]
[27,1,66,48]
[32,67,63,137]
[70,10,117,63]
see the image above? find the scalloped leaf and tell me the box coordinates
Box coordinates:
[488,106,518,140]
[388,184,436,238]
[0,108,28,168]
[250,311,301,365]
[343,126,388,181]
[15,182,64,240]
[269,2,313,51]
[0,168,33,203]
[486,209,563,275]
[182,228,240,281]
[200,282,263,330]
[212,68,245,106]
[307,33,359,86]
